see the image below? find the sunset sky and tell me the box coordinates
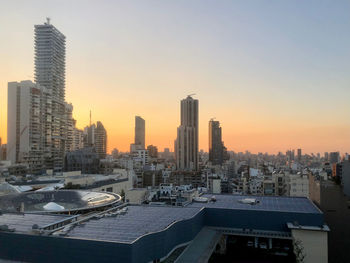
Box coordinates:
[1,0,349,154]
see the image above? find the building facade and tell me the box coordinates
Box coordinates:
[65,147,100,174]
[7,81,48,174]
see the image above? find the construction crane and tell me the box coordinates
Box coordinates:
[187,93,196,97]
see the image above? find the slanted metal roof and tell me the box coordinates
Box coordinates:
[67,205,202,243]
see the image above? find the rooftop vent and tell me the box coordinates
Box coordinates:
[238,198,259,205]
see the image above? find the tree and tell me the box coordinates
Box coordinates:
[293,238,306,263]
[120,189,125,201]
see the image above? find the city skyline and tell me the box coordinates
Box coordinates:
[1,1,350,154]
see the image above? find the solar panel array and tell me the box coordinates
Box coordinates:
[67,206,202,243]
[188,194,321,214]
[0,213,73,233]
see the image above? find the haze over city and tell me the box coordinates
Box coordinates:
[1,0,350,154]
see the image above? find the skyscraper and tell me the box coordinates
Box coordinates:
[135,116,145,149]
[175,95,199,170]
[35,18,66,171]
[83,121,107,159]
[95,121,107,159]
[330,152,340,164]
[7,80,48,174]
[209,119,224,165]
[297,148,302,162]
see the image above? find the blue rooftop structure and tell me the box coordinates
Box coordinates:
[189,194,322,214]
[0,194,327,263]
[68,206,202,243]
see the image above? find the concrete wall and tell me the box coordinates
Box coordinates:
[291,229,328,263]
[92,179,132,195]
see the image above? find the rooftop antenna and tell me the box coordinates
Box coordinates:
[46,17,51,24]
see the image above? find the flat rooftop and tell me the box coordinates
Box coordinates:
[67,205,202,243]
[0,213,76,233]
[188,194,321,214]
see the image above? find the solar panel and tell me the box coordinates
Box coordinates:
[188,194,321,214]
[67,206,202,243]
[0,213,74,233]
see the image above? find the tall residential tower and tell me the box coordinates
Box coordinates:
[209,119,224,165]
[135,116,145,149]
[35,18,66,171]
[95,121,107,159]
[175,95,199,170]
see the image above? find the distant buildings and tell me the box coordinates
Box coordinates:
[329,152,340,164]
[209,119,224,165]
[297,148,302,162]
[324,152,329,161]
[111,148,119,159]
[175,95,199,171]
[161,148,172,160]
[83,121,107,159]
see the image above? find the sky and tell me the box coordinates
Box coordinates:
[0,0,350,154]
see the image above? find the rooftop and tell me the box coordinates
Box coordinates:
[67,205,202,243]
[188,194,321,214]
[0,213,76,233]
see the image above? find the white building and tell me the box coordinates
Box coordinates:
[7,81,48,174]
[288,172,309,197]
[133,149,149,166]
[208,175,221,194]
